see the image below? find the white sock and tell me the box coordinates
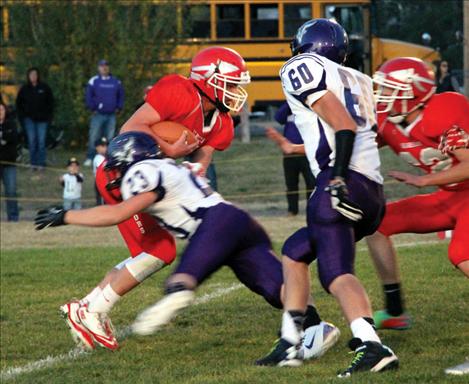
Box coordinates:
[87,284,121,314]
[350,317,381,344]
[80,286,102,306]
[281,312,301,345]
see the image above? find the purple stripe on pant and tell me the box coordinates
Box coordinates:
[174,203,283,309]
[283,168,385,291]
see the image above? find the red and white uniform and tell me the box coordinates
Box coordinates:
[378,92,469,266]
[95,74,235,262]
[146,75,234,150]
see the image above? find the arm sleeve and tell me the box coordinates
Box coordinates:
[281,56,328,106]
[85,79,96,111]
[15,87,25,120]
[76,173,84,183]
[145,75,191,122]
[3,120,18,145]
[274,102,291,124]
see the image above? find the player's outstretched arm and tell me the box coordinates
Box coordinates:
[265,127,305,155]
[35,192,158,230]
[390,148,469,187]
[189,145,215,176]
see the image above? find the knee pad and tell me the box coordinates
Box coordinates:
[123,252,167,282]
[261,285,283,309]
[282,227,316,264]
[317,264,353,293]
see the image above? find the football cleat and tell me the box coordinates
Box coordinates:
[132,290,195,336]
[299,321,340,360]
[337,341,399,378]
[445,361,469,375]
[374,310,412,330]
[59,301,95,350]
[255,338,302,367]
[76,306,118,350]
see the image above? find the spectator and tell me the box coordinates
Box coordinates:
[84,59,124,166]
[61,157,84,210]
[92,137,108,205]
[0,100,19,221]
[16,67,54,170]
[267,102,315,216]
[436,60,460,93]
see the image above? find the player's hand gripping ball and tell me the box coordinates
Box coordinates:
[149,121,197,145]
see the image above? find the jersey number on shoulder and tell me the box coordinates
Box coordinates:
[288,63,314,91]
[126,170,150,196]
[399,148,453,173]
[337,68,375,129]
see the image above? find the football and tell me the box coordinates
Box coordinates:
[149,121,197,145]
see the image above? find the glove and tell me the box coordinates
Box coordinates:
[325,180,363,222]
[35,206,68,230]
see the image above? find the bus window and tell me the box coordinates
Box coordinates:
[324,5,365,71]
[284,3,311,38]
[250,3,278,38]
[184,4,210,38]
[216,4,244,38]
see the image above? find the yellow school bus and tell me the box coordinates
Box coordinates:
[1,0,440,111]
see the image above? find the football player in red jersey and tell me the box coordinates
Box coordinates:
[366,57,469,332]
[60,47,252,350]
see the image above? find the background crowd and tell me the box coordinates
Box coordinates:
[0,58,463,221]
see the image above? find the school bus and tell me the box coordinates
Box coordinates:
[0,0,440,111]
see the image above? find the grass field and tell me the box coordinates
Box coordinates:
[1,137,468,383]
[1,238,468,384]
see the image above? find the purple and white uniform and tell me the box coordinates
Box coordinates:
[121,159,283,308]
[280,53,385,290]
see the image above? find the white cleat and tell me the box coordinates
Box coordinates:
[59,301,95,350]
[132,290,195,336]
[76,307,118,350]
[299,321,340,360]
[445,361,469,375]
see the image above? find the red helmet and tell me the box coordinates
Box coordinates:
[373,57,436,122]
[190,47,250,113]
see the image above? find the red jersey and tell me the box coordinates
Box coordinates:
[378,92,469,191]
[145,74,234,151]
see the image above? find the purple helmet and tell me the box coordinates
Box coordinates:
[104,132,163,190]
[291,18,349,64]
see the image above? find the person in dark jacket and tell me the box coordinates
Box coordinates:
[16,67,54,169]
[267,102,315,215]
[84,59,124,166]
[436,60,460,93]
[0,100,19,221]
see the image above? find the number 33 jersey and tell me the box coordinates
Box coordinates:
[121,159,225,239]
[377,92,469,192]
[280,53,382,184]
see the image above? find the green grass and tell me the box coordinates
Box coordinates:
[1,243,468,383]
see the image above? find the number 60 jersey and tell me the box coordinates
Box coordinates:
[121,159,225,239]
[280,53,382,184]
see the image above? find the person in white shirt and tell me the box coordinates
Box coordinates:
[60,157,83,210]
[92,137,108,205]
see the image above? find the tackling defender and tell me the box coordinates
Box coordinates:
[256,19,398,377]
[36,132,339,359]
[367,57,469,332]
[60,46,251,350]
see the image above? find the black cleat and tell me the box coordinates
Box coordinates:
[256,338,302,367]
[338,341,399,378]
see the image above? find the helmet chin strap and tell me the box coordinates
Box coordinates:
[192,83,229,114]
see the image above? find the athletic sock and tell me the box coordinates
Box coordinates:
[303,305,322,329]
[87,284,121,314]
[383,283,404,316]
[281,311,304,345]
[80,286,102,306]
[350,317,381,344]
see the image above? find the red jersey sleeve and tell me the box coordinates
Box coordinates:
[205,113,234,151]
[145,75,198,121]
[422,93,469,138]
